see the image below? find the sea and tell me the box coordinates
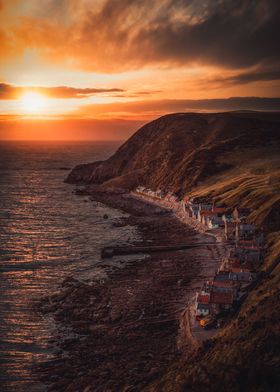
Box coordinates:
[0,141,139,392]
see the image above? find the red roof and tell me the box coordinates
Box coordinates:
[197,294,210,304]
[210,292,234,305]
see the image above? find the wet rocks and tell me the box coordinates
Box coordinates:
[38,193,221,391]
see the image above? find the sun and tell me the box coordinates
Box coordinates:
[19,91,47,114]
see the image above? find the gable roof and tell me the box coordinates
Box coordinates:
[210,291,234,305]
[197,294,210,304]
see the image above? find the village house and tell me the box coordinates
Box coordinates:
[203,280,239,299]
[232,207,251,222]
[214,270,231,282]
[198,210,216,225]
[165,192,174,201]
[235,245,263,266]
[229,268,257,282]
[207,215,224,229]
[195,293,210,317]
[198,209,225,228]
[135,186,145,193]
[236,222,256,239]
[209,291,235,314]
[208,207,226,227]
[186,199,200,219]
[199,203,213,211]
[224,220,238,240]
[155,189,165,199]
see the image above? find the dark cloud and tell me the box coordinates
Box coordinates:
[229,70,280,85]
[0,83,124,99]
[12,0,280,72]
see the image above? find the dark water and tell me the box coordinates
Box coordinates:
[0,141,138,392]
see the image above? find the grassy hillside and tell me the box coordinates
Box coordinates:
[66,112,280,193]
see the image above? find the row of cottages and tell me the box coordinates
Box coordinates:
[135,187,174,201]
[195,287,236,318]
[195,265,258,318]
[135,187,163,199]
[198,207,226,229]
[186,199,263,244]
[134,187,264,325]
[195,241,261,320]
[184,197,214,220]
[136,189,264,246]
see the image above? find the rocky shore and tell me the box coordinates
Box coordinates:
[38,188,228,392]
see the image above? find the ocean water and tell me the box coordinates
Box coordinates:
[0,141,138,392]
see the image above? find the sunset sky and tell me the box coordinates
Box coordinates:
[1,0,280,140]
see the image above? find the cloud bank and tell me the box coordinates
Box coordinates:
[2,0,279,76]
[0,83,124,99]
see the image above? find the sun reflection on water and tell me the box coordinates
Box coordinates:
[0,141,137,392]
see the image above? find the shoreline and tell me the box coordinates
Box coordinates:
[39,188,229,391]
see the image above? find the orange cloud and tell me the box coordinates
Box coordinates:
[0,0,279,76]
[0,83,124,100]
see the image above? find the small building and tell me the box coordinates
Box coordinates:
[198,210,218,225]
[207,215,224,229]
[136,186,145,193]
[214,271,231,282]
[204,280,239,299]
[235,246,263,266]
[232,207,251,222]
[224,221,238,240]
[199,203,213,211]
[195,293,210,317]
[209,291,234,313]
[196,303,210,317]
[165,192,178,202]
[237,223,256,239]
[155,189,165,199]
[229,268,257,282]
[188,202,200,219]
[222,212,234,223]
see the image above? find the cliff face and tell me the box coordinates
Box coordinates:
[66,112,280,194]
[67,112,280,231]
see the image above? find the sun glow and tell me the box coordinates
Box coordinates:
[19,91,47,114]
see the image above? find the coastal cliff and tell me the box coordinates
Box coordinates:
[63,111,280,391]
[67,112,280,232]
